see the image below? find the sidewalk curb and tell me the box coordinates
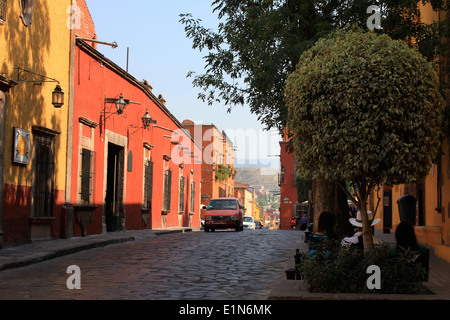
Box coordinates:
[0,237,135,271]
[0,228,194,272]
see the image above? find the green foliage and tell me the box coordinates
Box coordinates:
[285,28,444,187]
[180,0,448,130]
[296,177,309,203]
[256,197,269,207]
[299,241,430,294]
[215,164,230,181]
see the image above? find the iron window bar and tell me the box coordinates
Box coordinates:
[79,149,95,205]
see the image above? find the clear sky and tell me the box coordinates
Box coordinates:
[85,0,281,168]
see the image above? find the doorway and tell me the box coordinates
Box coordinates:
[383,188,392,233]
[105,143,124,232]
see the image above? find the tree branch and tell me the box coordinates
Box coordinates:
[336,181,359,207]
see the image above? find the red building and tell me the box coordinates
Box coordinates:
[279,134,298,230]
[70,38,202,237]
[182,121,236,221]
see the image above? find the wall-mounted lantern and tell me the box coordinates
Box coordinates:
[128,109,157,141]
[115,94,127,115]
[52,85,64,108]
[142,109,157,129]
[102,93,141,136]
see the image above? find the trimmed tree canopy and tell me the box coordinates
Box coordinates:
[285,28,444,187]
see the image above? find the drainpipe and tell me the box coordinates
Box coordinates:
[63,0,77,239]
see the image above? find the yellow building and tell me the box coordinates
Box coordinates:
[371,3,450,263]
[234,182,255,217]
[253,204,261,225]
[0,0,72,247]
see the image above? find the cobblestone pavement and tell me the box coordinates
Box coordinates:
[0,229,305,300]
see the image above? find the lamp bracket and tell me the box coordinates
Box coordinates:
[104,97,141,106]
[15,68,60,84]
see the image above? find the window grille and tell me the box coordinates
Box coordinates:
[143,160,153,209]
[0,0,6,24]
[34,137,54,217]
[163,169,172,212]
[80,149,94,204]
[190,181,196,213]
[179,176,185,212]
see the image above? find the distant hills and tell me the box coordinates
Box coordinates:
[235,158,280,169]
[234,167,280,192]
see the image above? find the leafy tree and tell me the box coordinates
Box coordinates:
[296,177,309,203]
[285,28,444,252]
[180,0,447,131]
[180,0,448,237]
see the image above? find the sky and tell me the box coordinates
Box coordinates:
[85,0,281,168]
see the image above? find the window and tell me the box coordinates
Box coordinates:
[279,167,285,185]
[34,138,53,217]
[178,176,185,213]
[162,169,172,212]
[32,126,60,217]
[80,149,94,204]
[0,0,7,24]
[77,118,97,205]
[143,160,153,209]
[190,181,196,213]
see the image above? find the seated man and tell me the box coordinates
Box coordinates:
[341,211,381,251]
[390,221,429,282]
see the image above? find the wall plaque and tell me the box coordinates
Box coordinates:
[13,127,31,165]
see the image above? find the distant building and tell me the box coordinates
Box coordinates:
[183,121,236,219]
[279,132,298,230]
[234,182,255,217]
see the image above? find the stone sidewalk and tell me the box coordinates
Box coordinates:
[0,227,194,272]
[268,230,450,300]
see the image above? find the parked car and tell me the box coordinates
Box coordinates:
[243,216,256,229]
[203,198,244,232]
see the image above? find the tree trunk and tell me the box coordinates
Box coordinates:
[311,180,353,238]
[357,184,374,253]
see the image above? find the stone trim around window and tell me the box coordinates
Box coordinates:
[0,0,7,25]
[20,0,34,26]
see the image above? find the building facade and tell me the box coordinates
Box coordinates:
[182,121,236,219]
[279,135,298,230]
[0,0,72,247]
[0,0,203,248]
[71,36,203,236]
[367,4,450,263]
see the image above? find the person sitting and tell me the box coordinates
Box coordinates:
[308,211,338,255]
[391,220,429,281]
[341,210,381,251]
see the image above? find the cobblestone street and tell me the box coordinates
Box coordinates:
[0,230,305,300]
